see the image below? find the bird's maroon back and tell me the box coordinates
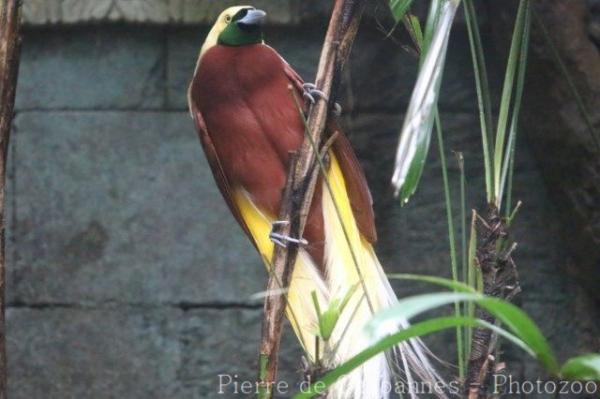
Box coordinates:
[190,44,327,264]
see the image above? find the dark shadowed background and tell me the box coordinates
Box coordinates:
[5,1,600,398]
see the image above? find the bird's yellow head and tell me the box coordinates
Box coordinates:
[189,6,266,110]
[199,6,266,59]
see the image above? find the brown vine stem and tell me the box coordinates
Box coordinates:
[0,0,23,397]
[465,206,521,398]
[256,1,366,398]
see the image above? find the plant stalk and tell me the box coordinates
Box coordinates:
[0,1,23,397]
[256,1,366,397]
[434,112,464,379]
[465,206,521,398]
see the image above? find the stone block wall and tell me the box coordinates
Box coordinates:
[6,1,599,398]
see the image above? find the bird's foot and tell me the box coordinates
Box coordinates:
[303,83,328,105]
[303,83,342,116]
[269,221,308,248]
[269,232,308,248]
[332,102,342,116]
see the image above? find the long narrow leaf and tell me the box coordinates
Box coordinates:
[434,112,464,375]
[389,0,415,22]
[388,273,476,293]
[367,292,559,373]
[499,1,531,210]
[423,0,445,53]
[457,152,467,286]
[466,211,479,357]
[463,0,494,202]
[404,14,424,52]
[456,151,469,368]
[493,0,530,206]
[391,0,461,202]
[561,354,600,381]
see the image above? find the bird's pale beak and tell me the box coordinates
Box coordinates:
[237,9,267,27]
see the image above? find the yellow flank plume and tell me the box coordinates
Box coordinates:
[323,154,383,308]
[233,186,327,358]
[232,153,378,361]
[232,188,275,258]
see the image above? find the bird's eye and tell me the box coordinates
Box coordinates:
[225,15,232,23]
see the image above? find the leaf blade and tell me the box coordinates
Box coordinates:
[367,292,559,373]
[499,0,531,210]
[391,0,461,202]
[561,354,600,381]
[463,0,494,202]
[493,0,530,206]
[388,273,476,293]
[389,0,415,22]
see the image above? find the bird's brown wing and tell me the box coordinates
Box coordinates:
[330,122,378,243]
[284,62,378,244]
[188,100,258,249]
[283,62,305,95]
[191,56,376,247]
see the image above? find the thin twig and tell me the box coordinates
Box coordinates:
[256,1,366,397]
[0,0,23,397]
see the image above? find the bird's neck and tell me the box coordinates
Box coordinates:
[218,27,263,47]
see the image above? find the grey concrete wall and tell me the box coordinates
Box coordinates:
[6,3,599,398]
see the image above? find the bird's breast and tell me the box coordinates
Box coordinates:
[196,46,304,157]
[192,44,306,210]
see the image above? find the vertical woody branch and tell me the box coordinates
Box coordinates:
[257,0,366,397]
[0,0,23,397]
[465,206,520,398]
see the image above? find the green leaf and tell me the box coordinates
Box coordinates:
[395,123,434,203]
[466,212,479,357]
[389,0,415,22]
[319,308,340,341]
[423,0,444,53]
[561,354,600,381]
[457,152,467,286]
[433,112,465,376]
[367,292,559,373]
[389,272,482,364]
[463,0,494,202]
[392,0,461,203]
[405,14,423,50]
[467,211,479,292]
[493,0,530,206]
[291,316,521,399]
[499,0,531,211]
[312,286,359,341]
[388,273,476,293]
